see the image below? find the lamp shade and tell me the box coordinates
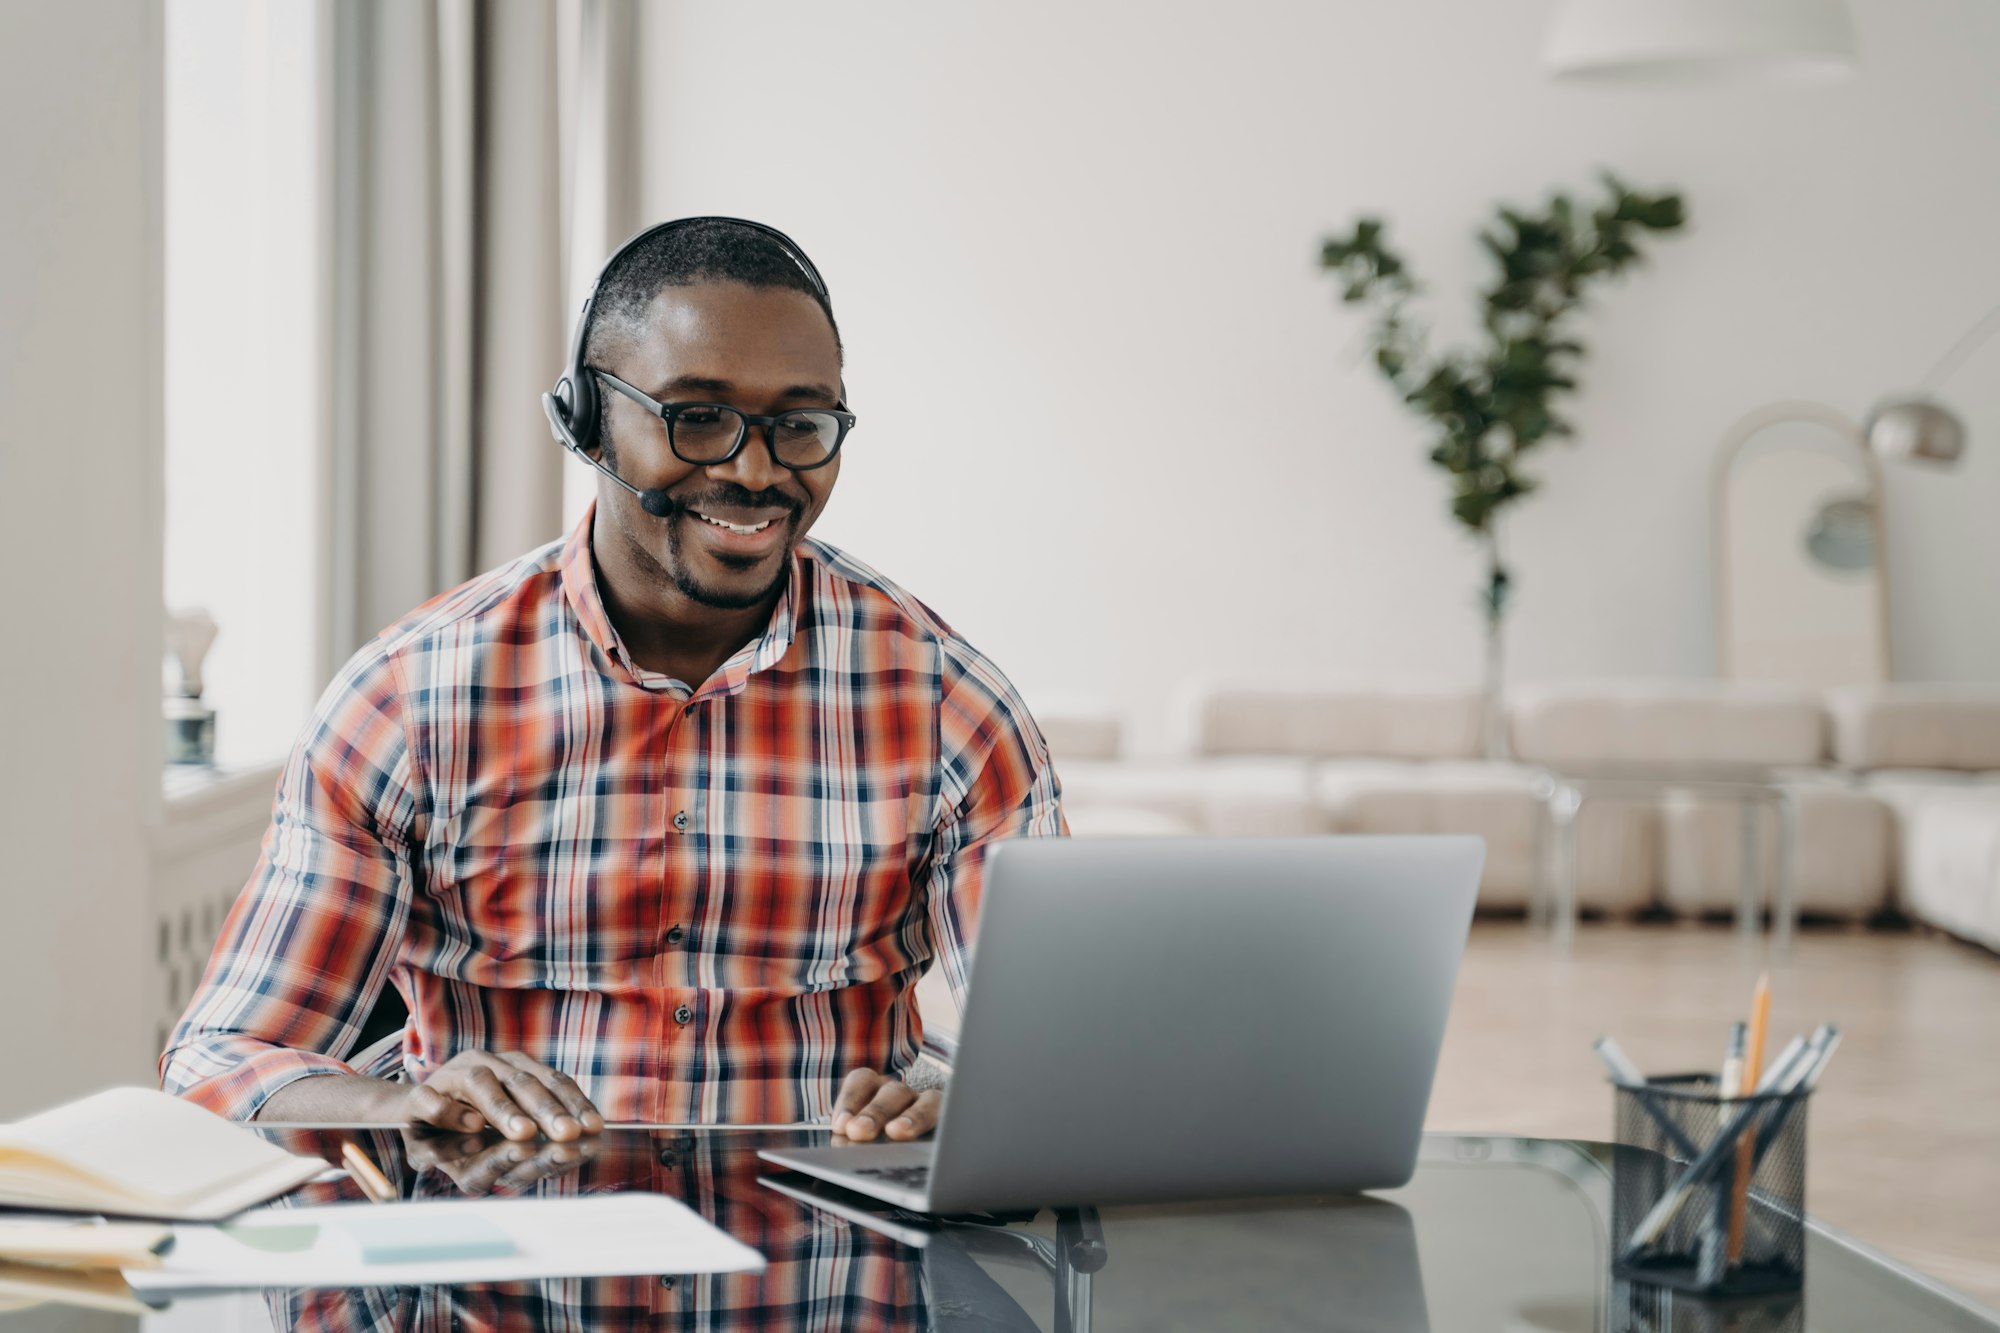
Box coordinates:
[1545,0,1857,80]
[1865,397,1967,467]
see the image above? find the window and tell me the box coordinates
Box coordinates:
[163,0,321,770]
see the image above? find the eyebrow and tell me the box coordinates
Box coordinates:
[655,375,839,403]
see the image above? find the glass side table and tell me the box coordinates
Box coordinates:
[1530,764,1802,954]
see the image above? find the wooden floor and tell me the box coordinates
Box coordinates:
[1426,920,2000,1310]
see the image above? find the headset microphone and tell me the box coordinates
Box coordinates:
[541,216,833,519]
[541,382,676,515]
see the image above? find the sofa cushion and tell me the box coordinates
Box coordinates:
[1310,760,1657,913]
[1886,787,2000,951]
[1191,685,1484,760]
[1659,782,1892,918]
[1509,680,1825,768]
[1055,757,1325,837]
[1034,709,1124,762]
[1063,805,1197,838]
[1825,685,2000,772]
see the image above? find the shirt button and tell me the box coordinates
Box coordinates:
[672,810,689,833]
[658,1147,680,1169]
[674,1004,693,1026]
[666,924,685,946]
[659,1275,675,1291]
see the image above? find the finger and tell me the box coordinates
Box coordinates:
[497,1053,601,1137]
[490,1059,586,1140]
[451,1137,552,1197]
[493,1138,599,1194]
[404,1083,487,1135]
[401,1130,488,1175]
[841,1080,919,1143]
[830,1069,886,1135]
[445,1063,543,1141]
[398,1126,445,1172]
[883,1089,943,1141]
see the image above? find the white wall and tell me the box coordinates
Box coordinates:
[632,0,2000,752]
[0,0,163,1112]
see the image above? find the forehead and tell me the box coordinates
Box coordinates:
[613,280,840,391]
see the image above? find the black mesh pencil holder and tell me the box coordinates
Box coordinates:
[1610,1074,1809,1299]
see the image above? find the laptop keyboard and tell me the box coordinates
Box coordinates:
[851,1164,931,1188]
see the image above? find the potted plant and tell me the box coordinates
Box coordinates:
[1320,175,1687,759]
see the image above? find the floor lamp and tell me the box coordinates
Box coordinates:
[1865,301,1997,468]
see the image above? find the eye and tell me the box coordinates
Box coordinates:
[675,405,727,427]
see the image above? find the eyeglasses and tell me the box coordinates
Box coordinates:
[593,371,854,472]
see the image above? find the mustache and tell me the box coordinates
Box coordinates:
[667,483,804,517]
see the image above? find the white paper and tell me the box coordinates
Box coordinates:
[126,1195,765,1293]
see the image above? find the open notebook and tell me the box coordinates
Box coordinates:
[0,1087,327,1220]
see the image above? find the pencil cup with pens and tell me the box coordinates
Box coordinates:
[1595,979,1840,1302]
[1610,1072,1809,1297]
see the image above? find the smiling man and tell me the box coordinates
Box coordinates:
[163,218,1065,1146]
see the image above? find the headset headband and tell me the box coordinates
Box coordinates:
[542,216,832,456]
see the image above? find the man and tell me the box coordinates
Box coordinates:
[162,218,1064,1146]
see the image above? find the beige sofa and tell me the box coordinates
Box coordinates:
[1830,686,2000,949]
[1045,682,2000,949]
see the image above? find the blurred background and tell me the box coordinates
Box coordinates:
[2,0,1997,1301]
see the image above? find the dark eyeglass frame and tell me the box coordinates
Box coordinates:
[593,370,854,472]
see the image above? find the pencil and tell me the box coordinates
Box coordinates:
[1726,973,1771,1261]
[341,1141,397,1205]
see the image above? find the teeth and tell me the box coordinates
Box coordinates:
[694,511,773,535]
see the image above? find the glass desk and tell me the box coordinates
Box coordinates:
[4,1125,1993,1332]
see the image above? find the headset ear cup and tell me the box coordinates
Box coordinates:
[543,379,578,451]
[567,372,599,453]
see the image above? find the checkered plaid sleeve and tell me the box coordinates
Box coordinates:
[918,639,1068,1011]
[160,641,422,1119]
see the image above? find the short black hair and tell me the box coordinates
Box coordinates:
[582,217,842,374]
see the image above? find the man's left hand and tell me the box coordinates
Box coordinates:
[831,1068,940,1141]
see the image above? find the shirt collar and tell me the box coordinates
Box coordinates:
[558,501,804,697]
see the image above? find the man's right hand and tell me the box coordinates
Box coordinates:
[401,1051,604,1141]
[255,1053,604,1142]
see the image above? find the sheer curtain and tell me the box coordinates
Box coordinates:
[323,0,638,674]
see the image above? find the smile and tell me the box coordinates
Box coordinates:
[691,510,777,535]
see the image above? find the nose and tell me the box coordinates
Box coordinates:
[705,420,789,494]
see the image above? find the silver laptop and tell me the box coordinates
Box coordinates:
[758,835,1483,1213]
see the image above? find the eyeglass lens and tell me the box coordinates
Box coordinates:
[671,406,841,468]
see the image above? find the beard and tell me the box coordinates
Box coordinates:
[619,479,803,611]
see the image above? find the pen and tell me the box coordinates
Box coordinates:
[1719,1021,1747,1100]
[1592,1036,1648,1087]
[341,1142,397,1205]
[1726,974,1772,1262]
[1799,1024,1842,1091]
[1746,1026,1842,1160]
[1700,1018,1752,1281]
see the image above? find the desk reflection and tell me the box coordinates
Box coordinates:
[242,1126,1431,1333]
[251,1126,1007,1332]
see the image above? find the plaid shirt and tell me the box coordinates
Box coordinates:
[162,506,1064,1123]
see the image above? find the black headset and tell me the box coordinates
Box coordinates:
[540,216,834,517]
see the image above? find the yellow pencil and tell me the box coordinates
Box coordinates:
[341,1141,397,1205]
[1726,972,1771,1262]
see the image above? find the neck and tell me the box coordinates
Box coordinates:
[590,507,782,687]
